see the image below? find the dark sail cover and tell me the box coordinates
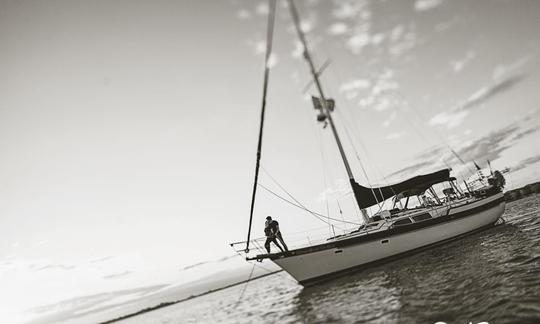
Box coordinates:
[350,169,451,209]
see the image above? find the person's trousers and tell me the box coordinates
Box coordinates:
[275,232,288,251]
[264,237,283,253]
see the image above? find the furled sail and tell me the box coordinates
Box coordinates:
[350,169,451,209]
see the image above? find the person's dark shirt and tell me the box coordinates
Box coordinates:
[269,220,279,233]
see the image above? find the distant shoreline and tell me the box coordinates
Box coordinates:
[99,270,283,324]
[504,182,540,202]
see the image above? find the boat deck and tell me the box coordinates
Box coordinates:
[236,194,499,261]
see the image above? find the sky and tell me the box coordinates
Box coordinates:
[1,0,539,322]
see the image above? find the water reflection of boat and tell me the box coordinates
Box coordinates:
[231,0,506,285]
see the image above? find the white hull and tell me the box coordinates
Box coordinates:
[272,193,505,284]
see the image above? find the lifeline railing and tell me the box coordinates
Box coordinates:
[229,219,395,260]
[230,224,362,259]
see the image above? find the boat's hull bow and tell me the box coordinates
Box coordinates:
[272,193,505,285]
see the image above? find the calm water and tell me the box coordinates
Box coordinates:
[119,195,540,324]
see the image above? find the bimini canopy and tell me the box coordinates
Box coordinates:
[350,169,451,209]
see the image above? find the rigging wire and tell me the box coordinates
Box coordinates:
[292,25,379,223]
[245,0,277,253]
[315,125,335,235]
[387,92,479,193]
[392,101,453,169]
[289,0,375,226]
[260,166,314,213]
[234,263,255,309]
[323,58,445,193]
[325,66,403,208]
[324,72,394,213]
[334,108,383,209]
[257,182,361,226]
[261,165,365,233]
[287,0,355,181]
[337,108,395,201]
[300,56,390,217]
[392,91,476,175]
[313,84,360,230]
[330,65,449,182]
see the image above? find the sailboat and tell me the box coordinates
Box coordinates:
[231,0,506,286]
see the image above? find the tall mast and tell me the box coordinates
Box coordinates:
[245,0,277,253]
[289,0,369,224]
[287,0,354,180]
[288,0,369,224]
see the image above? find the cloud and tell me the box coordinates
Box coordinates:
[358,96,375,108]
[510,125,540,141]
[454,125,517,163]
[382,111,397,127]
[374,97,392,111]
[328,22,348,35]
[329,4,416,59]
[340,69,403,112]
[339,79,371,95]
[237,9,251,20]
[181,261,208,271]
[389,27,417,57]
[103,271,131,280]
[451,50,476,73]
[33,240,48,247]
[372,78,399,96]
[390,25,404,41]
[246,40,278,68]
[300,19,316,33]
[386,132,406,140]
[429,110,470,128]
[457,121,540,164]
[387,118,540,179]
[249,39,266,55]
[370,33,385,45]
[460,74,527,111]
[511,154,540,173]
[435,16,459,32]
[347,32,371,54]
[340,79,371,100]
[318,178,351,201]
[332,1,369,20]
[34,264,76,272]
[415,146,448,161]
[90,256,115,263]
[266,53,278,68]
[458,56,532,112]
[430,71,528,128]
[255,2,269,16]
[414,0,445,12]
[492,55,532,81]
[291,40,303,58]
[387,159,436,178]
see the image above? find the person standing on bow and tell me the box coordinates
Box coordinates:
[265,216,288,252]
[264,221,283,254]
